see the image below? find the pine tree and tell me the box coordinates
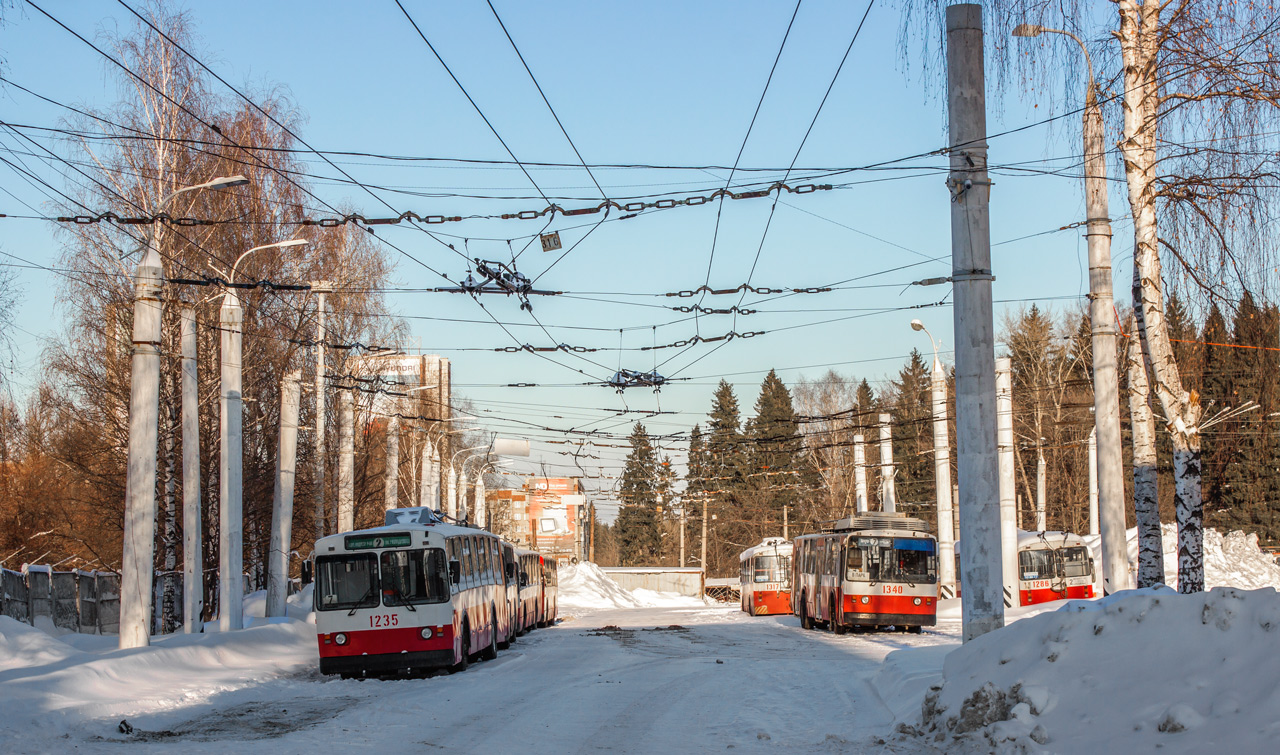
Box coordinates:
[745,370,809,531]
[890,350,933,517]
[685,424,710,568]
[1199,303,1232,520]
[616,422,660,565]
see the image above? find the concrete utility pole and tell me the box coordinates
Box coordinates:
[447,466,458,520]
[912,318,955,597]
[1012,19,1129,596]
[475,470,487,528]
[1035,444,1047,531]
[783,505,789,540]
[700,493,708,573]
[180,308,202,633]
[218,290,244,632]
[338,391,355,532]
[1088,427,1099,535]
[420,436,435,508]
[120,175,247,650]
[679,503,686,567]
[878,414,896,513]
[310,281,333,543]
[946,4,1004,642]
[853,434,868,513]
[384,415,400,512]
[267,370,301,618]
[996,357,1017,604]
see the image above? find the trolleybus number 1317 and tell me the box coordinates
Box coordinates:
[369,614,399,628]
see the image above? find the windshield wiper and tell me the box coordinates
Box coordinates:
[348,584,378,616]
[384,584,417,612]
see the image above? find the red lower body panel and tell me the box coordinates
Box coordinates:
[747,590,792,615]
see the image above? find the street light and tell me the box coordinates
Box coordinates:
[1013,23,1129,594]
[911,317,956,597]
[449,445,490,522]
[219,238,310,633]
[120,175,248,650]
[389,383,438,513]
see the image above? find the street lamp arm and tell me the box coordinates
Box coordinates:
[230,238,310,285]
[1013,25,1094,97]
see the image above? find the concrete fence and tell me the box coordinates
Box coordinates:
[600,567,706,598]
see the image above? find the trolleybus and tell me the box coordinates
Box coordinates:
[313,507,515,677]
[792,513,938,633]
[1015,531,1097,604]
[954,530,1099,606]
[514,549,559,632]
[738,537,793,615]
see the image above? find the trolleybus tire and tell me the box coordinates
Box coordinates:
[799,595,813,630]
[907,625,923,634]
[482,607,499,661]
[450,621,470,673]
[831,598,847,635]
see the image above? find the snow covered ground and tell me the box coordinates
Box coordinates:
[1,529,1277,753]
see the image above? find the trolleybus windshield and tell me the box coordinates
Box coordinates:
[1020,545,1092,580]
[852,537,937,584]
[379,549,451,606]
[753,555,790,583]
[316,553,379,611]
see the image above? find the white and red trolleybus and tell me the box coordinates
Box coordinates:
[791,513,938,633]
[738,537,793,615]
[1015,531,1097,605]
[514,549,560,632]
[313,507,517,677]
[954,530,1099,606]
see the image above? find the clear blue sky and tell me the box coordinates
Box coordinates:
[0,1,1124,511]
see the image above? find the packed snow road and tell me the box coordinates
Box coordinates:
[1,601,955,754]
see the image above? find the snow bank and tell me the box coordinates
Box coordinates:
[0,616,82,672]
[902,587,1280,752]
[558,562,704,611]
[241,583,316,625]
[1085,524,1280,591]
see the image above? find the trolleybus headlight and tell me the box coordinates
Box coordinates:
[333,632,348,646]
[861,596,870,604]
[420,627,432,640]
[913,597,922,606]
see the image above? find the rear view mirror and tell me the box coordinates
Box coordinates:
[449,559,461,585]
[505,563,516,580]
[519,570,529,587]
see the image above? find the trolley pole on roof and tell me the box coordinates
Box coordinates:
[1088,427,1099,535]
[945,3,1005,641]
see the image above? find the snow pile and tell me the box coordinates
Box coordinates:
[903,587,1280,752]
[241,583,316,625]
[1086,525,1280,591]
[0,616,83,672]
[557,562,703,611]
[0,616,318,749]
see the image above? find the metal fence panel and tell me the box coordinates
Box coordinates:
[76,570,98,634]
[51,571,79,631]
[151,572,183,635]
[2,568,29,623]
[96,572,120,635]
[25,566,52,628]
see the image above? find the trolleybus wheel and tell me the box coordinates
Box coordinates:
[450,621,470,673]
[482,606,499,661]
[831,598,847,635]
[799,595,813,630]
[907,625,923,634]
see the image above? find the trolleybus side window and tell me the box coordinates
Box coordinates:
[379,548,450,605]
[315,553,379,611]
[845,546,865,581]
